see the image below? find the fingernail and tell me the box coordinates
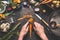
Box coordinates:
[34,22,36,24]
[26,21,29,24]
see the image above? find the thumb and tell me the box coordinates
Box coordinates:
[26,26,29,32]
[34,22,38,28]
[33,26,36,31]
[23,21,29,28]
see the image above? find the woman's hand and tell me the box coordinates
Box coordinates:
[34,22,48,40]
[18,21,48,40]
[18,21,29,40]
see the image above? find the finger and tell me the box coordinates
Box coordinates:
[34,22,38,28]
[34,21,39,24]
[34,22,43,27]
[33,26,36,31]
[26,26,29,32]
[33,26,35,30]
[23,21,29,28]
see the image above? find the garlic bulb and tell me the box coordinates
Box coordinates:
[30,0,36,4]
[0,23,10,32]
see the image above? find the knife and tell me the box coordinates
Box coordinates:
[35,14,49,26]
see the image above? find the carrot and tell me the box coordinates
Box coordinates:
[40,0,52,4]
[29,23,32,38]
[29,18,33,38]
[13,0,21,3]
[17,15,32,21]
[0,14,5,19]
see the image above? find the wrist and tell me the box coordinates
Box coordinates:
[42,38,48,40]
[38,32,48,40]
[18,34,24,40]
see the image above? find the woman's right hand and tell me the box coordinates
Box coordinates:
[34,22,48,40]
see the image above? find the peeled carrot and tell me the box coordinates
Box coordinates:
[29,23,32,38]
[29,18,33,38]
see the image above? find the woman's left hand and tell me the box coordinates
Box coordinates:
[18,21,29,40]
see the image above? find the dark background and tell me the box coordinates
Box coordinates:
[0,2,60,40]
